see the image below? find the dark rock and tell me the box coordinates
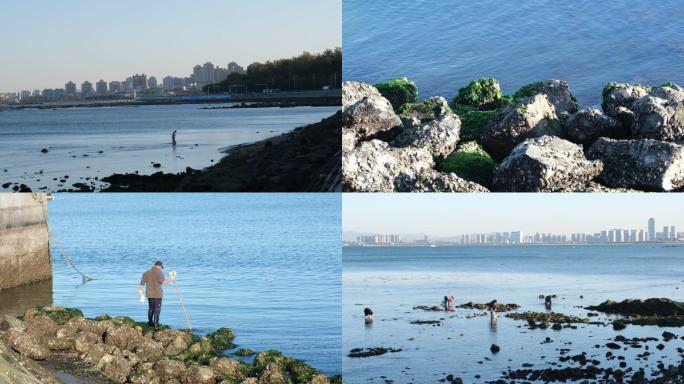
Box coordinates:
[490,344,500,353]
[565,108,625,146]
[348,347,402,358]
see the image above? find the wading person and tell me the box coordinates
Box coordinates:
[139,261,174,327]
[172,130,177,146]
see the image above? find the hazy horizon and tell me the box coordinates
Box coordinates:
[0,0,341,93]
[343,194,684,238]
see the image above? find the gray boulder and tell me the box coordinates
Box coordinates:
[393,113,461,159]
[565,108,625,146]
[515,80,578,115]
[394,169,489,192]
[96,350,140,384]
[631,86,684,142]
[398,96,452,127]
[601,83,651,128]
[342,140,435,192]
[3,328,50,361]
[587,138,684,191]
[492,136,603,192]
[480,94,562,160]
[342,82,402,151]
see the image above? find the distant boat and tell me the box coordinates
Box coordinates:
[430,244,436,248]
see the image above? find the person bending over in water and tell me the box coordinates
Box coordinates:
[364,307,374,324]
[172,130,177,146]
[545,295,553,309]
[487,299,498,320]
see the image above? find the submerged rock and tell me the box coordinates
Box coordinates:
[587,138,684,191]
[565,108,626,146]
[492,136,602,192]
[348,347,402,358]
[480,94,563,160]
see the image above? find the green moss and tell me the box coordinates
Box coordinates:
[438,142,495,187]
[330,375,343,384]
[602,82,620,99]
[35,307,83,325]
[453,78,511,110]
[506,311,589,324]
[661,82,676,88]
[234,348,255,357]
[286,358,320,383]
[374,77,418,110]
[398,97,451,122]
[251,350,322,384]
[453,106,498,141]
[207,327,236,350]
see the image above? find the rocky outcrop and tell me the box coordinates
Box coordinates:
[480,94,563,160]
[0,307,338,384]
[565,108,625,146]
[342,82,401,150]
[492,136,602,192]
[586,298,684,317]
[342,140,486,192]
[601,83,651,128]
[587,138,684,191]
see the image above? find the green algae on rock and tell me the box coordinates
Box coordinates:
[438,141,496,187]
[506,312,589,324]
[374,77,419,111]
[453,78,511,110]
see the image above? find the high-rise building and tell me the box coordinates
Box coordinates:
[109,81,121,94]
[671,226,677,241]
[96,80,107,95]
[81,81,94,96]
[131,74,148,91]
[638,230,645,242]
[227,62,244,74]
[65,81,77,95]
[511,231,523,244]
[648,218,655,241]
[148,76,158,89]
[20,90,31,99]
[663,226,670,241]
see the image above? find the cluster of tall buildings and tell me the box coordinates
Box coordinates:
[355,234,406,245]
[4,61,246,103]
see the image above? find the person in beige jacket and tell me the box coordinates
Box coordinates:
[139,261,174,326]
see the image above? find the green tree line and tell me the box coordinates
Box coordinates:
[204,48,341,93]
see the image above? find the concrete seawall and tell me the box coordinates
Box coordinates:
[0,193,51,290]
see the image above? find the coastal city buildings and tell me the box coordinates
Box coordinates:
[349,218,681,246]
[0,61,247,103]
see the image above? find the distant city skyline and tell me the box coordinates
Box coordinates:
[0,0,341,92]
[343,194,684,237]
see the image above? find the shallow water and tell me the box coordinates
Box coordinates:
[343,245,684,383]
[0,105,338,192]
[343,0,684,106]
[18,193,342,374]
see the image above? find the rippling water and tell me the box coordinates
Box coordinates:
[0,105,338,192]
[344,0,684,106]
[343,245,684,383]
[39,193,341,374]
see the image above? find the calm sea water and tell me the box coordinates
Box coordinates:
[344,0,684,106]
[343,245,684,383]
[0,105,338,192]
[40,193,341,374]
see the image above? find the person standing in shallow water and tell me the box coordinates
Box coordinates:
[139,261,174,327]
[172,130,177,146]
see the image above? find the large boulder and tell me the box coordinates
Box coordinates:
[587,138,684,191]
[492,136,603,192]
[342,82,402,151]
[104,325,143,350]
[398,96,452,127]
[373,77,419,110]
[342,140,434,192]
[0,315,25,332]
[394,169,489,192]
[565,108,625,146]
[342,81,384,111]
[154,359,186,382]
[184,365,216,384]
[210,357,246,379]
[438,141,496,187]
[480,94,562,160]
[134,338,164,360]
[453,78,511,110]
[3,328,50,360]
[631,86,684,142]
[393,113,462,159]
[601,82,651,128]
[513,80,578,115]
[96,350,140,384]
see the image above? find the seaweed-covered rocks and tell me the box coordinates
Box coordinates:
[0,307,336,384]
[457,302,520,312]
[601,82,651,126]
[348,347,402,358]
[513,80,579,115]
[398,96,452,126]
[565,108,625,146]
[453,78,511,110]
[480,94,563,160]
[438,141,496,187]
[506,312,589,324]
[587,138,684,191]
[492,136,603,192]
[374,77,419,111]
[586,298,684,316]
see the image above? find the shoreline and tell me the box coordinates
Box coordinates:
[99,111,342,192]
[0,306,340,384]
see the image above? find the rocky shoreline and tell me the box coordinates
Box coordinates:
[342,78,684,192]
[0,306,339,384]
[349,297,684,383]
